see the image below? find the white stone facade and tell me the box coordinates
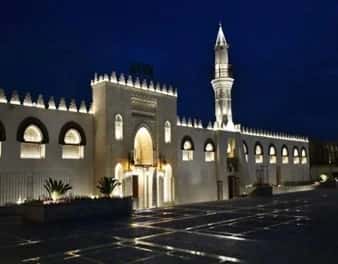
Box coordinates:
[0,25,309,207]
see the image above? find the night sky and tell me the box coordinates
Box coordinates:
[1,0,338,140]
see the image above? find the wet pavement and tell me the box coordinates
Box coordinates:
[1,189,338,263]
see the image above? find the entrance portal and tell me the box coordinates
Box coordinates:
[134,127,153,166]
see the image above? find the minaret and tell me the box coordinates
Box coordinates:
[211,23,235,130]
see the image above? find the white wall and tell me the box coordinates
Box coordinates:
[176,126,218,204]
[0,103,93,205]
[239,134,310,187]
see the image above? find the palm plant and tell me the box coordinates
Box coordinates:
[96,177,121,197]
[43,178,72,201]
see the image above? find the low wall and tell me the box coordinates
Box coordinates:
[273,185,315,195]
[22,197,133,223]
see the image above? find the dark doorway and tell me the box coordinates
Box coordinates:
[132,175,138,208]
[228,175,239,199]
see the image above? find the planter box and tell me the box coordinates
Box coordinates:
[22,197,133,223]
[250,185,273,197]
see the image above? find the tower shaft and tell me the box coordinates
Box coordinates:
[211,24,234,129]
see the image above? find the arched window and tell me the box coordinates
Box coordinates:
[282,145,289,164]
[18,118,48,159]
[227,138,236,158]
[115,114,123,140]
[21,125,45,159]
[181,136,194,161]
[293,147,300,164]
[204,139,215,162]
[0,121,6,158]
[301,147,307,164]
[59,122,86,159]
[269,145,277,164]
[243,141,248,162]
[255,143,263,164]
[164,121,171,143]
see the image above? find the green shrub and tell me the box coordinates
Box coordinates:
[96,177,120,197]
[43,178,72,201]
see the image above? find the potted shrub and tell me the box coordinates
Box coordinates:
[317,174,337,188]
[96,177,121,197]
[22,177,132,223]
[43,178,72,202]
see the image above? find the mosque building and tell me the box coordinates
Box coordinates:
[0,25,309,208]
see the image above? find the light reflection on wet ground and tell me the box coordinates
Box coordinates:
[1,189,338,263]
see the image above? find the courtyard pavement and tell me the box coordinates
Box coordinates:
[1,189,338,263]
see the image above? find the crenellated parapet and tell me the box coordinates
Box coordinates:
[177,116,203,129]
[240,126,309,143]
[0,88,92,114]
[91,71,178,97]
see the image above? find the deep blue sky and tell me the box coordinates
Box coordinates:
[1,0,338,140]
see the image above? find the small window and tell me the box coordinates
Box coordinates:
[243,141,248,162]
[282,146,289,164]
[182,136,194,161]
[62,129,84,159]
[255,143,263,164]
[269,145,277,164]
[164,121,171,143]
[0,121,5,158]
[115,114,123,140]
[21,125,45,159]
[204,140,215,162]
[227,138,236,158]
[301,148,307,164]
[293,147,300,164]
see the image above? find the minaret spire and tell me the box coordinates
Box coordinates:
[215,23,228,48]
[211,23,235,130]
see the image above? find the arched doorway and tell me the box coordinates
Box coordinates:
[163,164,173,203]
[133,127,155,209]
[114,163,124,197]
[134,127,153,166]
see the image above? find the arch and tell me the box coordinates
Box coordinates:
[134,127,153,165]
[59,122,86,145]
[0,121,6,141]
[204,138,215,151]
[204,138,216,162]
[181,135,194,161]
[181,135,194,150]
[17,117,49,143]
[243,141,248,154]
[114,163,124,197]
[254,142,263,155]
[281,145,289,164]
[163,164,173,203]
[281,145,289,157]
[243,141,248,162]
[254,142,264,164]
[301,147,308,164]
[115,114,123,140]
[164,120,171,143]
[23,125,43,143]
[269,144,277,164]
[64,129,82,145]
[293,146,300,164]
[301,147,307,157]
